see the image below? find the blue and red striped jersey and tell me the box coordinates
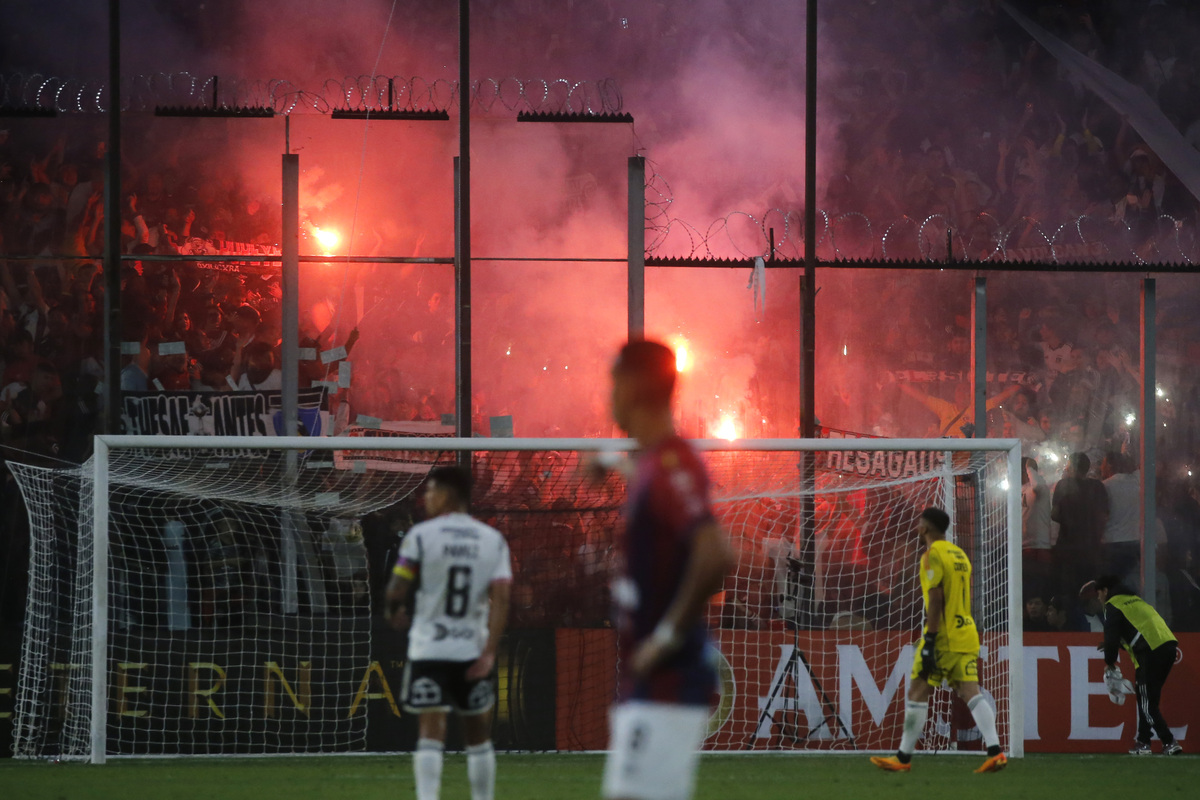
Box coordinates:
[613,435,718,706]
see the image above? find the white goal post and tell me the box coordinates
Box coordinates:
[11,434,1022,763]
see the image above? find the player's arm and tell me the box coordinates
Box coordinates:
[581,449,630,484]
[917,585,945,678]
[917,551,944,679]
[1100,604,1122,667]
[467,578,511,680]
[384,559,417,630]
[925,585,944,635]
[630,519,735,678]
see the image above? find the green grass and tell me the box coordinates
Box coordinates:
[2,752,1195,800]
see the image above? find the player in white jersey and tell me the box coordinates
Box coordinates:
[385,465,512,800]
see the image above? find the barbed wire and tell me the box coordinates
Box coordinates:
[10,70,1192,265]
[643,161,1198,264]
[645,181,1196,267]
[0,71,622,116]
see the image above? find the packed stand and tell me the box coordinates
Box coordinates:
[4,0,1200,635]
[821,0,1200,260]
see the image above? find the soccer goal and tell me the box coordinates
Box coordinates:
[8,435,1021,762]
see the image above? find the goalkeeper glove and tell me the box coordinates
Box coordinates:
[1104,665,1134,705]
[918,632,937,680]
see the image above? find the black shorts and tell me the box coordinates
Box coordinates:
[402,659,495,715]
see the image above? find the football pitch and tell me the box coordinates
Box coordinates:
[3,752,1195,800]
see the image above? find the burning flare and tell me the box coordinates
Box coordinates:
[672,337,691,373]
[714,415,739,441]
[314,227,340,252]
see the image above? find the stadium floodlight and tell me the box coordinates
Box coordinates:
[8,435,1021,762]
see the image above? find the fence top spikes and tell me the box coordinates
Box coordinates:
[153,105,274,118]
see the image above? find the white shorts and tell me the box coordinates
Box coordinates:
[602,701,709,800]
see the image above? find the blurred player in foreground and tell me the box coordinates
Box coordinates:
[385,465,513,800]
[602,340,736,800]
[871,507,1008,774]
[1081,575,1182,755]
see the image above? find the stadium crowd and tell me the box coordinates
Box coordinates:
[821,0,1200,257]
[3,0,1200,634]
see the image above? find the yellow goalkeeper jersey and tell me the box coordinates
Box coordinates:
[920,539,980,654]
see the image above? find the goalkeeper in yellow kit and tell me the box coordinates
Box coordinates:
[871,507,1008,774]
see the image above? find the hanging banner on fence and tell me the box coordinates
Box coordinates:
[177,238,282,274]
[121,388,328,437]
[883,370,1034,385]
[820,449,947,480]
[331,421,456,472]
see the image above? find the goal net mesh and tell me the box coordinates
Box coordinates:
[8,439,1016,759]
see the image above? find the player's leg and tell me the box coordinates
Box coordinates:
[955,674,1006,772]
[899,678,933,760]
[462,710,496,800]
[414,712,448,800]
[456,664,498,800]
[602,701,708,800]
[950,694,982,752]
[402,661,453,800]
[1132,661,1154,751]
[871,660,932,771]
[1144,645,1178,751]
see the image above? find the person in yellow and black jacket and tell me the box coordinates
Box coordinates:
[870,507,1007,774]
[1084,575,1182,756]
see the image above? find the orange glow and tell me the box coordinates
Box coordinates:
[672,337,690,372]
[714,415,739,441]
[314,227,340,252]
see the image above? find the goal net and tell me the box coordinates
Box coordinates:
[8,435,1020,761]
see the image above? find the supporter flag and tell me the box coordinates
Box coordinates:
[1002,2,1200,205]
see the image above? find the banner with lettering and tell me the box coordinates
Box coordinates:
[1021,632,1195,752]
[553,630,1200,753]
[0,624,555,755]
[176,237,282,274]
[820,449,948,480]
[882,370,1035,385]
[121,388,328,437]
[3,628,1196,754]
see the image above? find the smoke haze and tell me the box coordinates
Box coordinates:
[5,0,1200,456]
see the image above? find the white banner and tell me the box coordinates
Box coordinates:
[1002,2,1200,204]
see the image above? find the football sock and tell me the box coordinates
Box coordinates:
[414,738,445,800]
[967,694,1001,755]
[898,699,927,762]
[466,741,496,800]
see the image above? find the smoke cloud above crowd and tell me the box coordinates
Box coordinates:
[4,0,1200,461]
